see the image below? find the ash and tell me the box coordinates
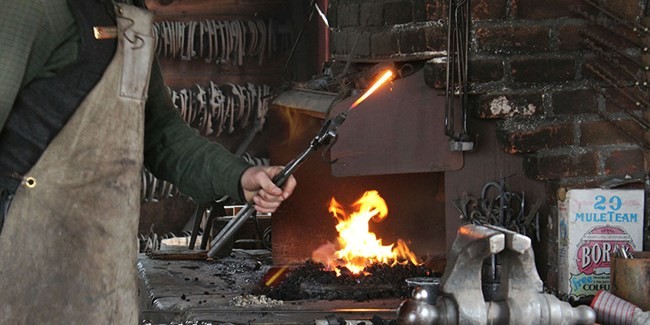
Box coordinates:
[229,294,284,306]
[258,260,434,301]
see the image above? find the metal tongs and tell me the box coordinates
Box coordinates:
[207,111,348,257]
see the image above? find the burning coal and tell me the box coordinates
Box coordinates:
[312,190,421,275]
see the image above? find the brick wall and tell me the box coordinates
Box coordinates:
[328,0,648,294]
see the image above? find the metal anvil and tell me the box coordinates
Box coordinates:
[397,224,596,325]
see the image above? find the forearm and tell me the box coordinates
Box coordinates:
[143,60,251,203]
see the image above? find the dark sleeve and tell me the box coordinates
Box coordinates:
[142,58,251,203]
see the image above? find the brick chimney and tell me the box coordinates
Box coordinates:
[326,0,648,293]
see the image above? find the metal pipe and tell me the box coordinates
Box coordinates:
[584,0,650,35]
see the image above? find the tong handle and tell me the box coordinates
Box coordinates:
[206,112,346,258]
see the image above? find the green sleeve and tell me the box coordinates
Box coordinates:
[0,0,78,131]
[143,59,251,203]
[0,0,47,130]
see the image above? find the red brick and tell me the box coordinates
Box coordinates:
[469,56,504,83]
[476,25,551,53]
[414,0,447,22]
[601,88,646,114]
[496,117,574,153]
[330,30,350,55]
[355,31,372,57]
[398,28,428,53]
[513,0,579,20]
[511,56,576,83]
[360,0,384,26]
[602,0,644,21]
[557,24,586,51]
[552,89,597,115]
[385,0,414,25]
[580,119,646,146]
[604,149,645,176]
[337,2,360,27]
[423,58,446,89]
[472,0,507,20]
[330,29,371,57]
[474,92,543,119]
[423,25,448,51]
[524,150,600,181]
[370,30,399,57]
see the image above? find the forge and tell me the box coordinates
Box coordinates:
[256,260,435,301]
[138,249,430,324]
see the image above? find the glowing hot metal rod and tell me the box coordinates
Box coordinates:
[207,70,394,257]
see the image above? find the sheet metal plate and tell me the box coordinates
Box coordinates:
[329,70,463,177]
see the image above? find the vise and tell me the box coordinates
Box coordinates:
[397,224,595,325]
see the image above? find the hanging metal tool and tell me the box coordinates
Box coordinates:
[445,0,475,151]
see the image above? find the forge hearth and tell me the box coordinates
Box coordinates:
[256,260,436,301]
[138,250,410,324]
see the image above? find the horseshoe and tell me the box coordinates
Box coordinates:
[204,20,214,63]
[152,23,161,55]
[198,20,205,58]
[193,85,205,132]
[256,19,266,65]
[180,89,188,122]
[181,22,194,61]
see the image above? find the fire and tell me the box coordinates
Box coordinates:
[350,70,393,109]
[312,190,421,275]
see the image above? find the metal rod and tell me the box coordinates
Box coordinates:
[582,29,650,71]
[597,110,650,151]
[188,202,208,250]
[207,111,349,258]
[591,86,650,131]
[584,0,650,35]
[283,0,317,77]
[444,0,456,137]
[586,62,650,108]
[583,38,647,86]
[573,5,648,51]
[207,145,316,257]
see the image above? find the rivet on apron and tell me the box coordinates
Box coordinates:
[24,177,37,189]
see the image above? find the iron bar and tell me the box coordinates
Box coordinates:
[582,38,647,87]
[585,61,650,108]
[207,111,348,257]
[591,86,650,131]
[444,0,473,151]
[584,0,650,35]
[573,5,648,51]
[596,109,650,151]
[582,29,650,71]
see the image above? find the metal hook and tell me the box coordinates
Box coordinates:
[320,134,340,164]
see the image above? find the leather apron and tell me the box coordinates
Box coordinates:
[0,4,154,324]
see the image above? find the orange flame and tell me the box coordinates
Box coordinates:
[312,190,421,275]
[350,70,394,109]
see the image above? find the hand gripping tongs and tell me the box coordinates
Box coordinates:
[207,111,348,258]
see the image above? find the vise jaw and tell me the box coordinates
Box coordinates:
[397,224,595,325]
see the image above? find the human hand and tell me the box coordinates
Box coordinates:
[240,166,296,213]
